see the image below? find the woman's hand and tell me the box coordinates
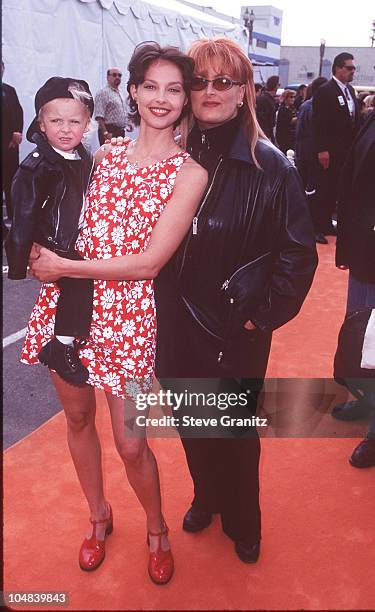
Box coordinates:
[29,246,65,282]
[94,137,126,166]
[29,243,41,262]
[109,136,125,146]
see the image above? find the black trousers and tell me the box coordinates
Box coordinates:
[98,124,125,146]
[317,152,346,232]
[156,292,272,545]
[54,250,94,338]
[297,157,327,234]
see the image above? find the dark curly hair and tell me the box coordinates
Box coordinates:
[127,41,194,128]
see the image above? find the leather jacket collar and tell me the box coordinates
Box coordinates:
[188,112,254,169]
[228,122,254,165]
[31,132,89,165]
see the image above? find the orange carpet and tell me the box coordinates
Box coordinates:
[4,241,375,611]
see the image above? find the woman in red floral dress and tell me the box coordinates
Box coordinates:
[25,43,207,584]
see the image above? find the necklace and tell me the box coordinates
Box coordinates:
[127,140,180,169]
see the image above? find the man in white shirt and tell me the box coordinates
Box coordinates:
[94,67,129,145]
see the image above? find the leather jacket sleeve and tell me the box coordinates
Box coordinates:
[5,164,43,279]
[249,166,318,331]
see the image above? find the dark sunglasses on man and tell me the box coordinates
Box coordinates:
[191,76,243,91]
[109,72,122,77]
[344,65,356,71]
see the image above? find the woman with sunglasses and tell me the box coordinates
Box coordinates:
[25,42,207,584]
[155,38,318,563]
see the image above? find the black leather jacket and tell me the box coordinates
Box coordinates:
[335,110,375,283]
[173,123,318,344]
[6,133,94,279]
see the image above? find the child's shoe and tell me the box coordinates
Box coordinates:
[38,338,89,385]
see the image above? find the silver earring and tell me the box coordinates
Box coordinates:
[238,101,244,108]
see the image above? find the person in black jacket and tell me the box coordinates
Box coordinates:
[256,74,279,142]
[1,61,23,222]
[275,88,297,153]
[312,52,360,235]
[295,76,328,243]
[154,38,317,563]
[5,77,95,385]
[294,83,307,112]
[331,110,375,467]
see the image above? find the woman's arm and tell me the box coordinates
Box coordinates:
[30,159,208,282]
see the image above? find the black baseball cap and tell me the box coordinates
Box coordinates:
[27,76,94,142]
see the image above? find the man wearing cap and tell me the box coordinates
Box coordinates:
[5,77,95,385]
[312,52,360,235]
[94,67,128,145]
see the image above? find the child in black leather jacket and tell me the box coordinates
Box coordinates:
[6,77,95,385]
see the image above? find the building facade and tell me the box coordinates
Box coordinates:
[240,6,282,62]
[177,2,283,83]
[280,46,375,87]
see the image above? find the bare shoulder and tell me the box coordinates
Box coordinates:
[176,155,208,186]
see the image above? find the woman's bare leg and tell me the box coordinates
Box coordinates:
[106,392,169,551]
[51,372,109,537]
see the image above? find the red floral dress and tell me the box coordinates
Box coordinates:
[21,142,190,399]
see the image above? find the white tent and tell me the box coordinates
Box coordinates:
[2,0,246,158]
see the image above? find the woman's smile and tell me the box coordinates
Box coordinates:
[148,107,171,116]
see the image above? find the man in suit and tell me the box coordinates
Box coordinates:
[1,61,24,223]
[256,75,279,142]
[312,52,359,235]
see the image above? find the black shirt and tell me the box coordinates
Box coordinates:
[187,114,242,174]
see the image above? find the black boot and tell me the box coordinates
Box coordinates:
[332,400,371,421]
[38,338,89,385]
[183,506,212,533]
[234,540,260,563]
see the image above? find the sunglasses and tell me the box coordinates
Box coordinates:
[343,65,356,71]
[109,72,122,77]
[191,76,243,91]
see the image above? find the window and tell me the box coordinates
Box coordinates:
[274,16,280,25]
[256,39,267,49]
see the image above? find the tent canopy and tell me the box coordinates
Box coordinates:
[3,0,245,157]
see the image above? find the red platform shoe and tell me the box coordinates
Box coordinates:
[147,520,174,585]
[79,503,113,571]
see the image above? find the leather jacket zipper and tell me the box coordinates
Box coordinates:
[178,156,223,275]
[56,156,95,251]
[53,184,66,241]
[66,156,96,251]
[219,251,271,365]
[181,296,223,341]
[221,251,272,291]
